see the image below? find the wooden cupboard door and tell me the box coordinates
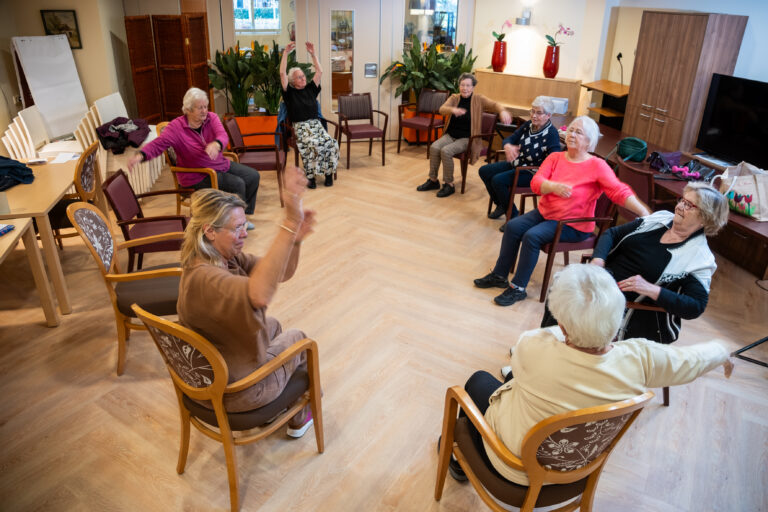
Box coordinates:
[153,15,188,120]
[648,114,684,149]
[622,105,651,141]
[182,13,210,94]
[625,11,668,110]
[125,16,161,123]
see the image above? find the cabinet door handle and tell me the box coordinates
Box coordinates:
[639,113,651,119]
[641,103,652,109]
[655,107,668,113]
[654,118,666,124]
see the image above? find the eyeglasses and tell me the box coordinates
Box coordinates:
[221,222,248,235]
[530,109,548,117]
[677,197,699,211]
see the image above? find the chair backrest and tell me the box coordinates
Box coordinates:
[617,159,654,206]
[2,132,23,160]
[338,93,373,122]
[94,92,129,125]
[223,116,244,149]
[9,119,36,160]
[66,202,119,276]
[132,304,229,402]
[417,89,449,114]
[480,111,498,136]
[102,169,143,223]
[74,108,100,151]
[593,193,616,236]
[74,142,101,202]
[17,105,50,149]
[521,391,654,485]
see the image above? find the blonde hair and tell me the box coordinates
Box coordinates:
[181,189,246,268]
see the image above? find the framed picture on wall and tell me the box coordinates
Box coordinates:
[40,10,82,49]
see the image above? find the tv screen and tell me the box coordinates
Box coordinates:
[696,74,768,170]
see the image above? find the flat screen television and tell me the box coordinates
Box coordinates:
[696,73,768,170]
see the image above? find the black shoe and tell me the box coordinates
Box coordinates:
[307,177,317,189]
[499,223,506,233]
[488,205,506,219]
[417,179,440,191]
[324,174,333,187]
[436,183,455,198]
[437,435,468,482]
[474,272,508,289]
[494,286,527,306]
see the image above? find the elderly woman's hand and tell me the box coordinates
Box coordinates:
[282,166,308,223]
[503,143,520,163]
[296,209,316,242]
[723,358,734,378]
[499,110,512,125]
[617,274,661,300]
[205,141,220,160]
[127,153,143,172]
[284,41,296,54]
[305,41,315,56]
[543,180,573,198]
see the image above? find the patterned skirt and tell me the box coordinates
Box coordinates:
[293,118,340,177]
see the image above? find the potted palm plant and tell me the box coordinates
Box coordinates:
[208,45,254,117]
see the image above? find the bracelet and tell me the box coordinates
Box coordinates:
[279,223,297,235]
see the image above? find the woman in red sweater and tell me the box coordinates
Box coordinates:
[474,116,650,306]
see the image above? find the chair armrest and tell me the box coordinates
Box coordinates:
[223,151,238,163]
[170,166,218,189]
[226,338,319,393]
[321,117,340,139]
[105,266,182,282]
[445,386,525,471]
[116,215,187,227]
[371,109,389,121]
[626,301,666,313]
[116,231,184,250]
[136,189,193,199]
[397,103,417,115]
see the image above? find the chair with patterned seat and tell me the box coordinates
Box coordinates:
[66,202,183,375]
[435,385,654,512]
[337,92,388,169]
[131,304,324,512]
[397,88,449,158]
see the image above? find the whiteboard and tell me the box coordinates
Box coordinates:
[12,35,88,138]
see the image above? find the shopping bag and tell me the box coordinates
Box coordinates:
[718,161,768,221]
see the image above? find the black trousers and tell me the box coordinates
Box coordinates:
[461,370,507,479]
[193,161,260,214]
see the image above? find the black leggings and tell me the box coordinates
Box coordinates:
[461,370,507,479]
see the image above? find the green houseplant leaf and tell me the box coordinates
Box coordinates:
[208,45,253,117]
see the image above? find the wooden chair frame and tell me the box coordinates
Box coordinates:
[615,159,676,216]
[453,112,498,194]
[435,386,654,512]
[337,92,389,169]
[132,305,324,512]
[484,149,540,220]
[66,202,183,375]
[397,88,449,158]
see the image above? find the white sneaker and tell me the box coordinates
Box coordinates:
[286,415,313,438]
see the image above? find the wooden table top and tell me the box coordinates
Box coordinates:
[582,80,630,98]
[0,218,31,265]
[0,160,76,220]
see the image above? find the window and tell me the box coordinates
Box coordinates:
[404,0,458,51]
[234,0,280,33]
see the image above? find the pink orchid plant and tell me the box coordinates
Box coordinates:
[546,24,575,47]
[493,19,513,42]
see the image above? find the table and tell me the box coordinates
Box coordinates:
[0,160,77,316]
[582,80,630,130]
[0,218,59,326]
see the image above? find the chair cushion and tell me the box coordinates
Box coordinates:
[343,124,383,139]
[401,117,444,130]
[236,150,286,171]
[114,263,180,317]
[182,369,310,431]
[543,234,597,254]
[454,417,587,507]
[127,220,185,254]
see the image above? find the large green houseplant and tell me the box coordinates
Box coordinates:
[208,46,254,117]
[247,41,314,115]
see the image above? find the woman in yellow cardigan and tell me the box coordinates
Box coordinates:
[416,73,512,197]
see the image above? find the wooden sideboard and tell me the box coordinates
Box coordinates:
[473,69,581,117]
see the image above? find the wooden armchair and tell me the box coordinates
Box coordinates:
[615,159,675,219]
[485,149,540,220]
[132,305,324,512]
[452,112,498,194]
[435,385,654,512]
[66,202,183,375]
[337,92,389,169]
[397,88,449,158]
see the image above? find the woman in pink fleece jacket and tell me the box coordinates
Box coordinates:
[128,88,261,221]
[474,116,651,306]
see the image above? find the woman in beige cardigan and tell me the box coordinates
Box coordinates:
[416,73,512,197]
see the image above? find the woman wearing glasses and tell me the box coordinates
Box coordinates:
[583,182,729,343]
[175,166,317,438]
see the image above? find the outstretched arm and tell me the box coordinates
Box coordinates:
[280,41,296,91]
[306,42,322,86]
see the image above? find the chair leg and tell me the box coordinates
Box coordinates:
[277,168,284,207]
[460,159,468,194]
[397,125,403,153]
[136,252,144,272]
[176,198,182,216]
[563,252,569,266]
[116,317,129,376]
[368,138,373,156]
[346,137,351,169]
[220,424,240,512]
[294,147,299,167]
[663,386,670,406]
[487,197,493,217]
[540,249,557,303]
[176,401,191,474]
[381,137,385,166]
[54,229,64,251]
[435,391,459,501]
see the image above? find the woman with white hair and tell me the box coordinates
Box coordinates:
[280,41,339,189]
[445,264,733,484]
[129,87,261,226]
[474,116,651,306]
[478,96,562,222]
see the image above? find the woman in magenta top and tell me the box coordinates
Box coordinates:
[128,87,261,222]
[474,116,651,306]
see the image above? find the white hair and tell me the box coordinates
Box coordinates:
[531,96,555,115]
[182,87,209,114]
[547,264,625,349]
[287,67,305,86]
[568,115,600,152]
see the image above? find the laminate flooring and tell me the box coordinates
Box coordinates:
[1,143,766,511]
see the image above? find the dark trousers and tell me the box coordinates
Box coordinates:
[461,370,506,478]
[193,161,260,215]
[478,161,535,216]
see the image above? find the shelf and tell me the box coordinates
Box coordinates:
[588,106,624,118]
[582,80,630,98]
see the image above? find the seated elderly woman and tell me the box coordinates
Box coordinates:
[176,167,316,437]
[446,263,733,483]
[478,96,562,221]
[129,87,260,226]
[416,73,512,198]
[280,41,339,189]
[474,115,651,306]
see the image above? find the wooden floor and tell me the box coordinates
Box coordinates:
[1,142,767,511]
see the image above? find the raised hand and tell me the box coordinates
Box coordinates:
[305,41,315,56]
[285,41,296,54]
[281,166,308,223]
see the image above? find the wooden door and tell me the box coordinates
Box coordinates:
[125,16,162,123]
[624,11,667,111]
[182,13,210,94]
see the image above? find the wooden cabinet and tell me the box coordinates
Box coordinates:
[623,11,747,150]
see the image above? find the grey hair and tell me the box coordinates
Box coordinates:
[181,189,247,268]
[547,264,625,349]
[531,96,555,116]
[287,67,305,86]
[568,115,600,152]
[684,182,728,236]
[458,73,477,86]
[182,87,209,114]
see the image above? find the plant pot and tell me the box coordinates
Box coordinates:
[231,115,278,148]
[491,41,507,73]
[543,46,560,79]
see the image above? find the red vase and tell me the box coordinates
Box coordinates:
[543,45,559,78]
[491,41,507,73]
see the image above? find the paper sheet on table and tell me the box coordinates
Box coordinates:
[50,152,80,164]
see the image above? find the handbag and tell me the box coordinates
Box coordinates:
[647,151,681,173]
[718,161,768,221]
[607,137,648,162]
